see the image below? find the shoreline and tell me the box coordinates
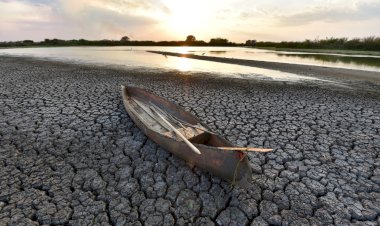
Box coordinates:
[255,47,380,56]
[148,51,380,84]
[1,56,379,225]
[2,45,380,56]
[3,54,380,94]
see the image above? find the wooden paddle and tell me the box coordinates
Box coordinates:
[216,147,273,152]
[149,105,202,155]
[132,98,173,132]
[149,102,273,153]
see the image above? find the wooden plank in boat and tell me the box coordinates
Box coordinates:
[163,127,204,141]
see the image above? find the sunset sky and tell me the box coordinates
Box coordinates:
[0,0,379,42]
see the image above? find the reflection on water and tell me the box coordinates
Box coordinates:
[0,46,316,82]
[176,46,192,54]
[209,51,227,55]
[276,53,380,68]
[0,46,378,83]
[189,50,226,55]
[188,47,380,72]
[176,57,192,71]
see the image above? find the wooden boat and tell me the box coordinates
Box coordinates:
[121,85,271,186]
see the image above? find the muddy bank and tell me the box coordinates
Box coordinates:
[0,56,379,225]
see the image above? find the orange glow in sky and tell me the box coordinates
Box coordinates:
[0,0,379,42]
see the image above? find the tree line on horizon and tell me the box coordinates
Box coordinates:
[1,35,379,51]
[0,35,239,48]
[253,36,380,51]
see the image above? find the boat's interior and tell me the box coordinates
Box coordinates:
[127,96,228,147]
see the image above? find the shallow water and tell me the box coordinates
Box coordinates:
[1,46,378,82]
[184,47,380,72]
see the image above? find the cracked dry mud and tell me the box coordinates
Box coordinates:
[0,56,379,226]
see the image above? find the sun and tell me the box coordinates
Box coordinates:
[163,1,208,37]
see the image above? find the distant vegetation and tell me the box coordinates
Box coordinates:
[254,37,380,51]
[0,35,239,48]
[1,36,379,51]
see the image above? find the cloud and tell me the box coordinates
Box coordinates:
[59,0,170,17]
[60,4,159,39]
[0,0,59,40]
[0,0,379,42]
[209,0,380,42]
[276,1,380,26]
[0,0,170,41]
[0,0,55,24]
[56,0,170,39]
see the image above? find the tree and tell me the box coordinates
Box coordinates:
[245,40,256,46]
[22,40,34,45]
[185,35,196,43]
[209,38,229,46]
[120,36,130,42]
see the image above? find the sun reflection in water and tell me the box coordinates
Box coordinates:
[177,46,191,54]
[175,57,192,71]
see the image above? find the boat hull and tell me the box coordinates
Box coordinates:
[121,86,252,186]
